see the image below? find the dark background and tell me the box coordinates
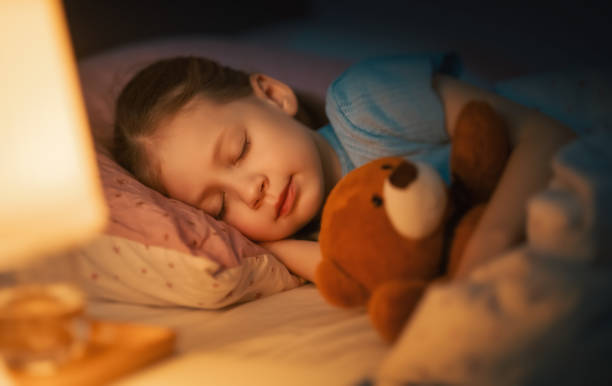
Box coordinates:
[63,0,313,58]
[63,0,612,76]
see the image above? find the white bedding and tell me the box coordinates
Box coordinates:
[86,285,387,385]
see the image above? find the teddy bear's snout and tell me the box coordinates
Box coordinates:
[383,161,448,239]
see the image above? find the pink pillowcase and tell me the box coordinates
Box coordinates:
[97,150,264,268]
[79,37,350,269]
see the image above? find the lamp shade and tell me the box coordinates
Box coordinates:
[0,0,107,269]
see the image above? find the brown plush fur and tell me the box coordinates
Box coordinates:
[315,101,511,343]
[451,101,511,204]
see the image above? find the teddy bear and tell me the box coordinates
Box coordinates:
[315,101,511,343]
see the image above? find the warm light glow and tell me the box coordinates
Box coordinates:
[0,0,107,269]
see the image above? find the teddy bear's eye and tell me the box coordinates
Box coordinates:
[381,164,393,170]
[371,194,383,207]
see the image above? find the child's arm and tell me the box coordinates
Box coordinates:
[259,239,322,282]
[433,74,576,277]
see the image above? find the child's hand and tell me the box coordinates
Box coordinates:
[453,226,518,278]
[259,239,322,283]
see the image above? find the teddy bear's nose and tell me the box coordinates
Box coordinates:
[389,161,418,189]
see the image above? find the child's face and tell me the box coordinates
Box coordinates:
[150,92,326,241]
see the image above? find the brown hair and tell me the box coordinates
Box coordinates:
[113,56,253,193]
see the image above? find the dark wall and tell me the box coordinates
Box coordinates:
[63,0,312,58]
[63,0,612,71]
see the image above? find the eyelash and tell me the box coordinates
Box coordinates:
[217,135,250,220]
[215,192,226,220]
[234,135,250,164]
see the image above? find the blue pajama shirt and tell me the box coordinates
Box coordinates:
[318,53,463,184]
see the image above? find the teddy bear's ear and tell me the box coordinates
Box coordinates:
[383,161,447,239]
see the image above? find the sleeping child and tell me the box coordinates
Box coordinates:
[113,54,575,282]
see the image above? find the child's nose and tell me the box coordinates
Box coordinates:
[242,175,268,210]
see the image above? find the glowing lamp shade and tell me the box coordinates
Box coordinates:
[0,1,107,269]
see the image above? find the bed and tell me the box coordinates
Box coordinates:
[16,7,612,384]
[87,285,385,385]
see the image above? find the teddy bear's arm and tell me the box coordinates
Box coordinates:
[315,259,369,308]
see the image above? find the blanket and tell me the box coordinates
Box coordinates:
[378,130,612,385]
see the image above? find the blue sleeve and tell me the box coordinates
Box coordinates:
[325,53,459,182]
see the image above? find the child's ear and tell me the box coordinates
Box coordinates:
[250,73,298,116]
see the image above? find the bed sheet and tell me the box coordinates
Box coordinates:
[87,284,388,385]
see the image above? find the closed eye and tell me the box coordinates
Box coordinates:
[215,192,226,220]
[234,133,250,164]
[217,133,249,219]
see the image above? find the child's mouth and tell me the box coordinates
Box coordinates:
[275,176,296,220]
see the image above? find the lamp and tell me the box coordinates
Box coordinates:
[0,0,108,379]
[0,0,107,267]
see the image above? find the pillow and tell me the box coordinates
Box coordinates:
[21,37,351,308]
